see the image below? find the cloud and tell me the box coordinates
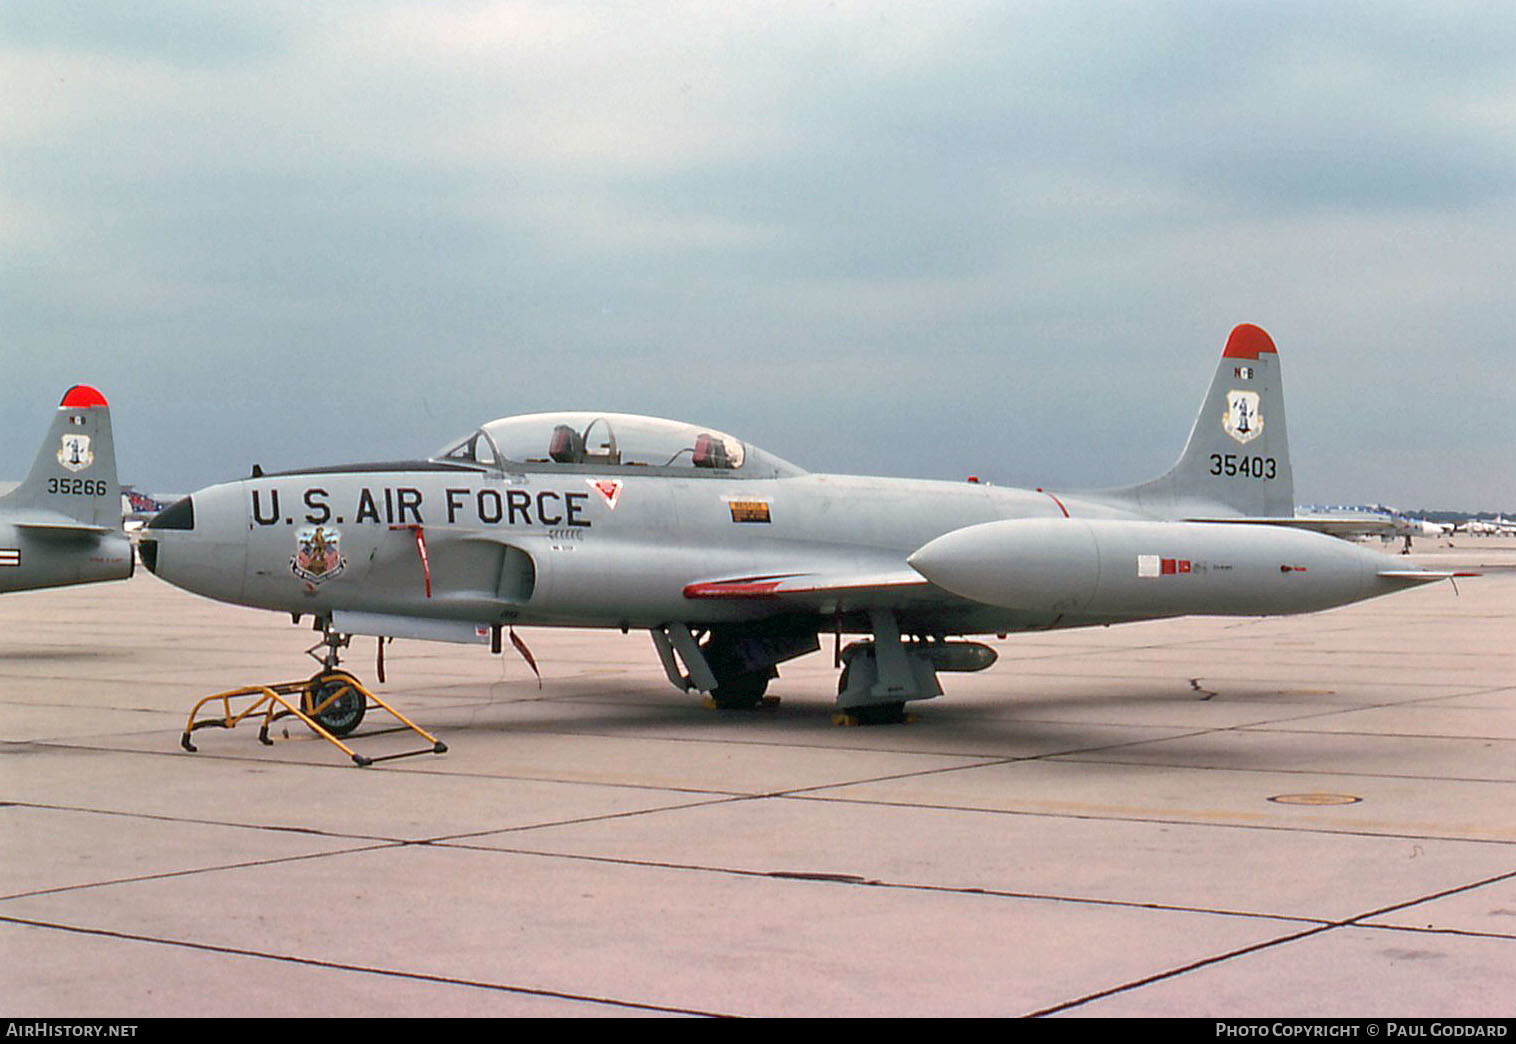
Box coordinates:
[1,2,1512,508]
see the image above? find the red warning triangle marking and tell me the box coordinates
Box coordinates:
[588,479,623,510]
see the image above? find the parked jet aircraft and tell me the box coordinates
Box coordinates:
[1461,515,1516,537]
[1295,504,1451,553]
[140,325,1466,730]
[121,485,181,533]
[1,386,133,594]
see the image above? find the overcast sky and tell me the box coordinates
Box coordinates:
[3,1,1512,510]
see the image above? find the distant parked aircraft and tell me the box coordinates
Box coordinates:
[1,387,133,594]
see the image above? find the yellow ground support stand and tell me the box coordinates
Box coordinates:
[180,669,448,767]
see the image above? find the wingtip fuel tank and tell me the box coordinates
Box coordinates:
[907,517,1449,621]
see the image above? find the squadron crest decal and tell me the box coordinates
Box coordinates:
[291,526,346,585]
[1222,390,1263,445]
[57,434,94,472]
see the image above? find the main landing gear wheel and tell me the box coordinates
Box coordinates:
[706,671,771,711]
[831,663,911,726]
[305,672,367,737]
[832,702,909,726]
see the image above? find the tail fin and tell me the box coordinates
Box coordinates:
[1108,324,1295,519]
[1,386,122,529]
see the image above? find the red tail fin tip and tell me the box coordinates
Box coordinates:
[60,385,108,409]
[1222,324,1277,360]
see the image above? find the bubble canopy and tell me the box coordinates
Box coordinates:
[432,412,805,478]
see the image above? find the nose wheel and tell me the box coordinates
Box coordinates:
[303,671,367,737]
[299,620,371,737]
[178,617,446,766]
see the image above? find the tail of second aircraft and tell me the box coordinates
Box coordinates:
[1104,324,1296,520]
[1,385,123,529]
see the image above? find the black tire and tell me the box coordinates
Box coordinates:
[836,660,907,724]
[709,671,769,710]
[850,701,907,726]
[307,674,367,737]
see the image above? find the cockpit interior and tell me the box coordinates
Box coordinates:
[433,412,803,478]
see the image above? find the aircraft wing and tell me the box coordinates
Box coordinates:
[683,569,931,603]
[1377,568,1480,581]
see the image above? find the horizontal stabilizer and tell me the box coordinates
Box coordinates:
[1189,515,1395,539]
[13,520,113,536]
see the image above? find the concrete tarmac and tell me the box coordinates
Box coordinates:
[2,539,1513,1017]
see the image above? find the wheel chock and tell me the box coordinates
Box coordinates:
[831,703,916,726]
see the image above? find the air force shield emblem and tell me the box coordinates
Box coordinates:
[291,526,346,584]
[1222,390,1263,445]
[57,434,94,472]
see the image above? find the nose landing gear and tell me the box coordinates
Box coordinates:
[178,618,447,766]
